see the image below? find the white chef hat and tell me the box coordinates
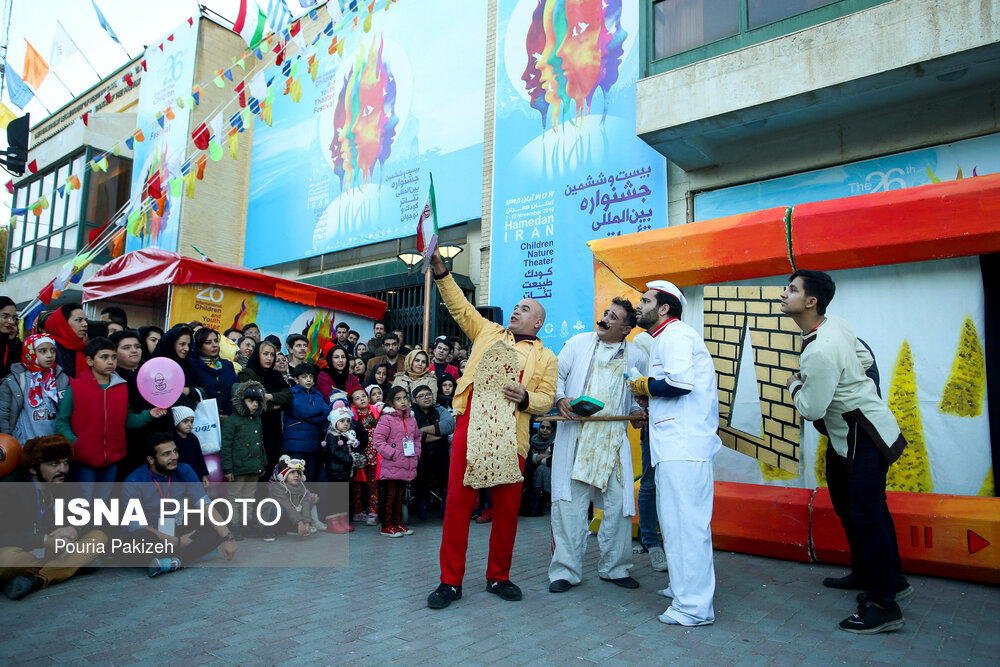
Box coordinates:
[646,280,687,307]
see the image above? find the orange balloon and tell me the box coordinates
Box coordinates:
[0,433,22,477]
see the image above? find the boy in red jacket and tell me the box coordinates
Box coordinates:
[56,337,166,497]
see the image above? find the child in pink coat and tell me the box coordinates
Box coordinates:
[372,386,421,538]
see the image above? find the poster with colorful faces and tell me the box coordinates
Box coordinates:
[489,0,668,354]
[125,19,199,253]
[244,0,486,269]
[169,284,372,365]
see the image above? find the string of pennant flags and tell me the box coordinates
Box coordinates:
[14,0,401,328]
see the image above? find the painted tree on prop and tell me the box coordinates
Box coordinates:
[329,36,398,192]
[230,296,259,331]
[522,0,626,131]
[887,341,933,493]
[302,311,336,365]
[938,316,985,418]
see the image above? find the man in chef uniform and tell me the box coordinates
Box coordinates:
[628,280,721,626]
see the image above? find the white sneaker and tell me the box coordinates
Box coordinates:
[365,513,379,526]
[657,586,674,598]
[649,546,668,572]
[352,512,367,522]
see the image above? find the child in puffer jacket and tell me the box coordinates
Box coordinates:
[282,363,328,483]
[372,386,421,539]
[322,405,366,533]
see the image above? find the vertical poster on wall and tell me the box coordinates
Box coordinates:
[245,0,486,269]
[125,19,199,254]
[489,0,668,353]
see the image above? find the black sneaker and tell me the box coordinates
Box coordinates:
[427,583,462,609]
[486,579,523,601]
[857,582,914,604]
[838,601,904,634]
[823,573,865,590]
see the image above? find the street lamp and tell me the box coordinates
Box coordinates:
[438,243,464,260]
[397,249,424,274]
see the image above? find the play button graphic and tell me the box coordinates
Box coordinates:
[967,530,990,554]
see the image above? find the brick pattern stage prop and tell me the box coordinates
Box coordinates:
[703,286,802,474]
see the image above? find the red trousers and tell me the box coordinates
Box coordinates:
[439,399,525,585]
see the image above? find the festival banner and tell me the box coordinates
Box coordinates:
[125,20,200,253]
[169,284,373,365]
[693,135,997,496]
[489,0,668,354]
[244,0,486,269]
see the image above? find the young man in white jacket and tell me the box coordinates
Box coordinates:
[781,269,908,635]
[548,298,647,593]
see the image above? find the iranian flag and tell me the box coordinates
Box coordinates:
[234,0,266,49]
[416,174,438,267]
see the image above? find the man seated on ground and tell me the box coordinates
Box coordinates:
[122,432,237,577]
[0,435,109,600]
[411,385,456,520]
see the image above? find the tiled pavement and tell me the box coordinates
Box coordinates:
[4,513,998,665]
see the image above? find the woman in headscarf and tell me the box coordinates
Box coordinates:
[316,344,361,403]
[0,296,23,382]
[150,324,202,409]
[364,362,392,401]
[391,349,437,402]
[45,303,89,378]
[437,373,456,410]
[191,327,239,416]
[0,334,69,441]
[237,339,292,475]
[138,325,164,363]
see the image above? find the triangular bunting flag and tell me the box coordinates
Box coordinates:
[228,134,239,159]
[195,155,207,179]
[192,123,210,150]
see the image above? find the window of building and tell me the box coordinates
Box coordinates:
[83,154,132,254]
[647,0,891,72]
[6,149,132,277]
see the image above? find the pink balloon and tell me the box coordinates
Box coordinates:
[137,357,185,409]
[203,453,224,483]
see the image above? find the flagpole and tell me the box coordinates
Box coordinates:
[47,69,77,98]
[422,262,432,352]
[76,51,105,82]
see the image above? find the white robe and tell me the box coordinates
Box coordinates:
[551,332,647,517]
